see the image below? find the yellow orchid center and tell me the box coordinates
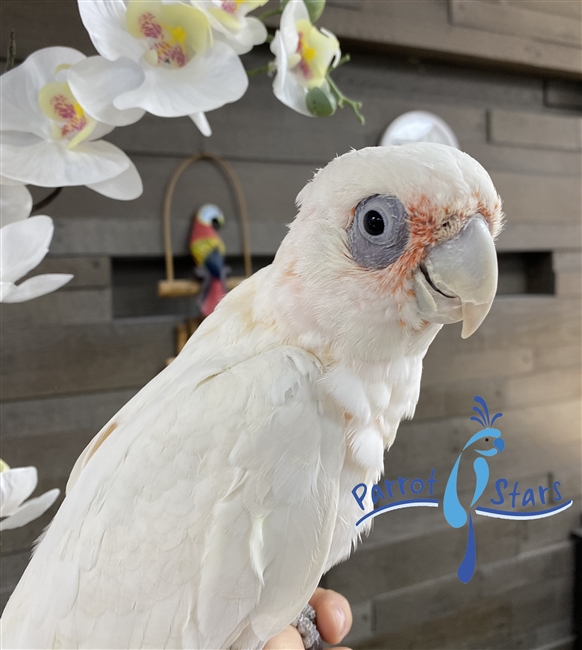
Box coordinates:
[38,79,96,150]
[0,459,10,473]
[293,19,339,89]
[126,0,212,69]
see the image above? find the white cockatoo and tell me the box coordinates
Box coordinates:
[1,144,503,649]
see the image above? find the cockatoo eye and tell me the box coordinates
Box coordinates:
[348,195,410,270]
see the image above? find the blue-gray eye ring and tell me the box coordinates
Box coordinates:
[348,195,410,270]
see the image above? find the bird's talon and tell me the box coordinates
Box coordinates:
[292,604,323,650]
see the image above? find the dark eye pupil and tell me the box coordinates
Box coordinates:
[485,438,489,442]
[364,210,385,236]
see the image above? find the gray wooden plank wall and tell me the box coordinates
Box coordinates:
[1,2,581,647]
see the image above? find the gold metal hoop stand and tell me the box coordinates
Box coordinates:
[157,152,252,298]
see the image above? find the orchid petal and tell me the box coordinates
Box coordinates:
[0,132,43,147]
[68,56,146,127]
[113,41,248,116]
[87,121,116,142]
[0,488,60,531]
[0,184,33,227]
[271,31,311,116]
[0,467,38,517]
[1,274,74,303]
[0,215,54,284]
[189,112,212,137]
[0,47,86,141]
[78,0,148,62]
[280,0,306,52]
[0,139,131,187]
[86,160,143,200]
[202,5,267,54]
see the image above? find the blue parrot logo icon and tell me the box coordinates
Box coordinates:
[444,396,504,583]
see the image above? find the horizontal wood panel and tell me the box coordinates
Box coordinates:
[373,569,572,640]
[50,216,288,257]
[0,0,95,59]
[21,257,111,289]
[506,365,581,409]
[321,3,582,77]
[393,398,582,478]
[1,389,137,440]
[450,0,582,48]
[421,346,534,385]
[506,0,582,20]
[488,109,582,151]
[338,55,544,109]
[465,142,582,178]
[1,320,177,400]
[1,289,111,327]
[41,154,582,256]
[491,172,581,223]
[496,222,582,251]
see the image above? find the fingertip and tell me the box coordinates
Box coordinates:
[309,588,353,645]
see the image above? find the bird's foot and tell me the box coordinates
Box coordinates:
[291,604,323,650]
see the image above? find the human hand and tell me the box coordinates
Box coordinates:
[265,588,353,650]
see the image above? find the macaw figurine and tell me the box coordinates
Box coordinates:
[444,396,504,582]
[190,203,227,317]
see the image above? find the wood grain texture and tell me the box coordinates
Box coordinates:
[489,109,582,151]
[450,0,582,48]
[505,0,582,21]
[1,389,137,440]
[1,320,177,400]
[21,257,111,289]
[1,289,112,327]
[319,2,582,77]
[491,172,581,223]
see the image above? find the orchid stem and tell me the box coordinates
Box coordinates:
[326,62,365,125]
[246,62,276,77]
[32,187,63,214]
[5,30,16,72]
[258,8,283,21]
[335,53,351,69]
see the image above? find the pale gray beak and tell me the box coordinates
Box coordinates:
[413,216,498,338]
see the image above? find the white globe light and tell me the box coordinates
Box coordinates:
[380,111,459,148]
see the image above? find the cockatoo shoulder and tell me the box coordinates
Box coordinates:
[1,344,346,649]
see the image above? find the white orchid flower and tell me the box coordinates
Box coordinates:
[69,0,249,137]
[0,47,143,201]
[0,463,60,532]
[192,0,269,55]
[0,180,33,228]
[270,0,340,117]
[0,215,73,303]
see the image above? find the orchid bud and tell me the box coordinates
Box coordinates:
[306,86,337,117]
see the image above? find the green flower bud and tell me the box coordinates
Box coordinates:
[281,0,326,23]
[306,85,337,117]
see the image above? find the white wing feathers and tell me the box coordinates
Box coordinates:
[1,345,345,650]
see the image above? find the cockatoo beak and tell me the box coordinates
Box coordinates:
[414,216,498,338]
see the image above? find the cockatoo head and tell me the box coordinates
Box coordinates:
[271,144,503,362]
